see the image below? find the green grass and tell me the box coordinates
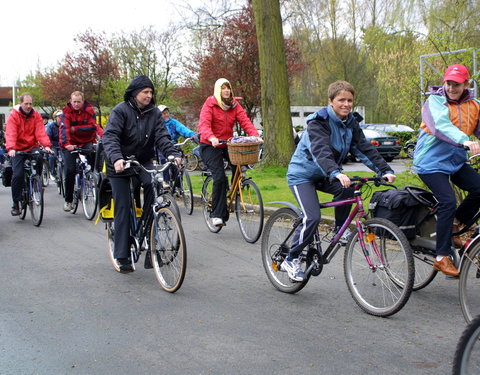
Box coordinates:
[190,165,423,218]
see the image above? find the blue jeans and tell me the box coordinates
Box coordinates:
[419,164,480,256]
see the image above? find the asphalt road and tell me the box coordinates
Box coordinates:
[0,181,468,374]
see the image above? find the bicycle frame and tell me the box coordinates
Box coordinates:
[226,166,245,212]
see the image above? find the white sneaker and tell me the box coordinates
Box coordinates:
[211,217,224,227]
[63,202,73,212]
[281,258,305,281]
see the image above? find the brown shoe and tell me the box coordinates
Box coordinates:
[433,257,460,276]
[452,223,463,248]
[11,207,20,216]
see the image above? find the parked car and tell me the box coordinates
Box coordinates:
[361,123,415,133]
[361,128,401,162]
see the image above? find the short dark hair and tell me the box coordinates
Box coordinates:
[19,92,33,103]
[328,81,355,100]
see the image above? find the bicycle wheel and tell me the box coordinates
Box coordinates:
[150,206,187,293]
[261,207,309,294]
[201,176,222,233]
[81,171,98,220]
[235,178,264,243]
[28,176,44,226]
[180,170,194,215]
[57,162,65,196]
[41,160,50,187]
[184,154,199,172]
[106,222,120,272]
[344,217,414,317]
[459,243,480,323]
[20,189,28,220]
[412,249,437,291]
[453,314,480,375]
[70,175,80,214]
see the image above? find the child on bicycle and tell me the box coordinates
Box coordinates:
[413,64,480,277]
[284,81,396,281]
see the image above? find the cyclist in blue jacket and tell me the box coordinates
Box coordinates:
[284,81,396,281]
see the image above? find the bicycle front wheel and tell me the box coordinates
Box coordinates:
[180,170,194,215]
[261,207,309,294]
[453,314,480,374]
[29,176,44,227]
[201,176,222,233]
[459,243,480,323]
[57,162,65,196]
[344,218,414,317]
[70,176,80,214]
[235,179,264,243]
[184,154,199,172]
[151,206,187,293]
[82,171,98,220]
[41,160,50,187]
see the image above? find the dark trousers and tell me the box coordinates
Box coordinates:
[200,144,237,221]
[288,179,354,260]
[110,169,154,260]
[419,164,480,256]
[48,147,59,177]
[63,143,94,202]
[11,148,43,205]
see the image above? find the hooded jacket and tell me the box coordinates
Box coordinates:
[413,87,480,175]
[287,106,393,186]
[103,75,180,177]
[6,107,51,152]
[198,78,258,146]
[61,100,103,147]
[46,118,61,148]
[164,117,195,143]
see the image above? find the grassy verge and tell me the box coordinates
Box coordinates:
[190,165,422,217]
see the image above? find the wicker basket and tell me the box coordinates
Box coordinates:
[227,141,262,166]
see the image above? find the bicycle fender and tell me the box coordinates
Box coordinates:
[267,201,302,217]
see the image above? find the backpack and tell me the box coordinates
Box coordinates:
[369,186,437,240]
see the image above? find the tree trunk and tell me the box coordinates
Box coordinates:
[251,0,294,167]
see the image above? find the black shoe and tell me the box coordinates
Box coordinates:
[116,258,134,273]
[11,203,20,216]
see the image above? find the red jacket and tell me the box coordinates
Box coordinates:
[61,100,103,147]
[198,96,258,147]
[5,107,51,152]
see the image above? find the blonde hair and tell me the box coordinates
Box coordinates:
[71,91,84,99]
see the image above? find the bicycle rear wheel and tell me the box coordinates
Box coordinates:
[81,171,98,220]
[412,249,437,291]
[151,206,187,293]
[106,222,120,272]
[201,176,222,233]
[344,217,414,317]
[235,178,263,243]
[459,243,480,323]
[29,176,44,227]
[453,314,480,374]
[261,207,309,294]
[70,175,80,214]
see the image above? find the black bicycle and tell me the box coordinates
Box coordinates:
[453,314,480,374]
[68,147,98,220]
[170,138,195,215]
[105,156,187,292]
[16,151,46,227]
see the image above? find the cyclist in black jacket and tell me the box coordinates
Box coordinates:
[103,75,182,273]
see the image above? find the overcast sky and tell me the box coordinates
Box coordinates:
[0,0,202,86]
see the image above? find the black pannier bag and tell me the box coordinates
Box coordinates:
[369,187,437,240]
[2,165,12,187]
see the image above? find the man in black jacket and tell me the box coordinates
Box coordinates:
[103,75,181,273]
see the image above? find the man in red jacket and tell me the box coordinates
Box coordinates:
[6,93,52,216]
[60,91,103,212]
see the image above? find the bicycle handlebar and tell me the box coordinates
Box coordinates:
[174,137,195,147]
[124,155,176,174]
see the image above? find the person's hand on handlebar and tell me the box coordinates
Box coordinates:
[45,147,53,154]
[209,136,219,147]
[114,158,125,173]
[464,140,480,156]
[335,173,351,188]
[382,173,396,183]
[175,157,183,167]
[65,144,76,151]
[8,150,15,157]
